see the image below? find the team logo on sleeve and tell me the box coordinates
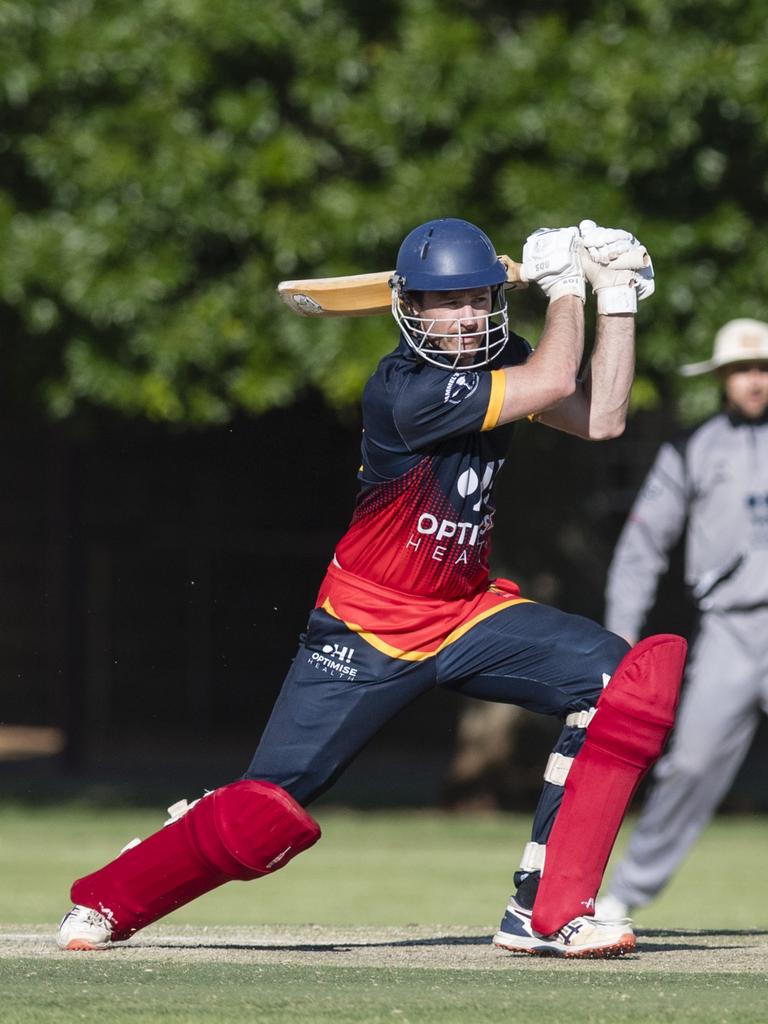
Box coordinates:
[444,371,479,405]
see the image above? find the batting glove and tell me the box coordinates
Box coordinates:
[579,221,637,263]
[578,220,655,314]
[522,227,585,303]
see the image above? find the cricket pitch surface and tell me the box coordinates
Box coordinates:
[2,923,766,972]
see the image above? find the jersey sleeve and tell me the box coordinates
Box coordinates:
[393,366,504,450]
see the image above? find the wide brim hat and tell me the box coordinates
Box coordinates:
[680,318,768,376]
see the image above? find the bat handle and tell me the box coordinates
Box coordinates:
[499,256,527,287]
[501,245,649,290]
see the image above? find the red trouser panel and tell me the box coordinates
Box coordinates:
[71,780,321,941]
[531,634,687,936]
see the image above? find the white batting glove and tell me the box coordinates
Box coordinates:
[578,220,655,314]
[522,227,585,303]
[579,220,638,264]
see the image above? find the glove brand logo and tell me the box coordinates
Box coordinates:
[580,897,596,912]
[444,371,479,405]
[308,643,358,679]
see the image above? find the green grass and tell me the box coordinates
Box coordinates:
[1,803,767,1022]
[1,961,767,1024]
[1,803,766,929]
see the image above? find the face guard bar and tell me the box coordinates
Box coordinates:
[390,285,509,369]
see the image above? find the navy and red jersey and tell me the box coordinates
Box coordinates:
[316,331,533,658]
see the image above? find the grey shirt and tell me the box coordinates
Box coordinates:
[605,412,768,640]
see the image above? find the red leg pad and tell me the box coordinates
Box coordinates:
[531,634,687,935]
[71,780,320,940]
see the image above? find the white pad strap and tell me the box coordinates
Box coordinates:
[165,798,197,824]
[543,752,574,787]
[120,792,211,853]
[164,790,212,827]
[519,841,546,873]
[565,707,596,729]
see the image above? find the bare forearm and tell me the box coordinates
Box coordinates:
[497,296,584,424]
[534,295,585,384]
[585,313,635,437]
[537,313,635,439]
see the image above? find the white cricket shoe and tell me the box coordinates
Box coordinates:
[57,905,114,951]
[594,893,632,922]
[493,897,635,959]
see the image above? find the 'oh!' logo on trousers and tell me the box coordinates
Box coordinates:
[322,643,354,663]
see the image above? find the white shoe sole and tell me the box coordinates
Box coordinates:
[493,929,636,959]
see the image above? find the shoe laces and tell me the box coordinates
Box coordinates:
[70,905,110,931]
[554,918,588,943]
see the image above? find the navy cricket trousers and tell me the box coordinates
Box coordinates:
[244,601,629,844]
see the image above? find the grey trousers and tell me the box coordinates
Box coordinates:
[605,607,768,908]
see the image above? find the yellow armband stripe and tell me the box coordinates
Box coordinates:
[481,369,506,431]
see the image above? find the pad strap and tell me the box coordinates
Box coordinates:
[565,708,596,729]
[543,752,573,787]
[519,841,546,873]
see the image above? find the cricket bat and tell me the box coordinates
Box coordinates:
[277,256,525,318]
[277,248,649,318]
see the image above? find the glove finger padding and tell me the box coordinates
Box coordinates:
[608,248,650,271]
[578,220,655,314]
[522,227,585,303]
[578,220,637,264]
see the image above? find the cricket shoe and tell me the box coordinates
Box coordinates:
[493,897,635,959]
[57,905,114,951]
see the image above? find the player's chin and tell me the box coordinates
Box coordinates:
[459,346,484,365]
[434,342,462,359]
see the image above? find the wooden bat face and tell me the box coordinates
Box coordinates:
[276,245,650,318]
[278,256,526,318]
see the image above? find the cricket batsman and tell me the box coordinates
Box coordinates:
[58,218,686,958]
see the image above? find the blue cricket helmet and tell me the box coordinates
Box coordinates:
[390,218,509,369]
[392,218,508,292]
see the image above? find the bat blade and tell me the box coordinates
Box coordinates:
[278,256,526,318]
[278,271,394,318]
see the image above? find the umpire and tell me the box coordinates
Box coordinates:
[597,318,768,920]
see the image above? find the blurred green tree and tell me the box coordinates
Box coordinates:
[2,0,767,422]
